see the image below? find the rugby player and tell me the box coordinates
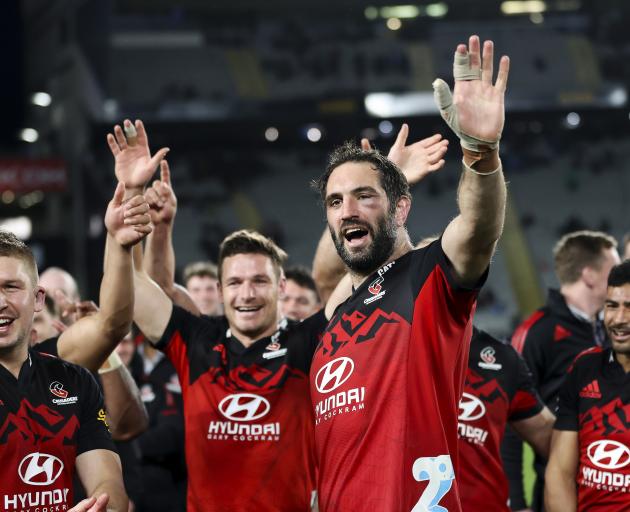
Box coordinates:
[546,259,630,511]
[309,35,509,510]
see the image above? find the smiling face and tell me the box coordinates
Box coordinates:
[605,283,630,356]
[220,253,283,345]
[0,256,45,355]
[325,161,399,276]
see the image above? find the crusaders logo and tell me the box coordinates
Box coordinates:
[49,381,68,399]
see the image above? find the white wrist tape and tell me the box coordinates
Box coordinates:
[98,351,123,374]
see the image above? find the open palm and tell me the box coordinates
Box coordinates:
[107,119,169,190]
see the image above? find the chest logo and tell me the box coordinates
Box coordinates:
[49,381,68,399]
[458,392,486,421]
[579,380,602,399]
[218,394,270,422]
[18,452,64,486]
[315,357,355,394]
[478,346,502,371]
[364,277,386,305]
[587,440,630,470]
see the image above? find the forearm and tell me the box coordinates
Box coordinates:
[144,223,176,292]
[100,362,149,440]
[544,467,577,512]
[456,148,506,250]
[91,478,128,512]
[99,235,134,343]
[312,229,347,304]
[501,427,527,509]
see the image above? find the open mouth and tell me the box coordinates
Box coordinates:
[610,326,630,341]
[343,226,370,247]
[0,318,15,334]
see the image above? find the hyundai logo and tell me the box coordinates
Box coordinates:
[458,393,486,421]
[218,394,271,422]
[18,452,64,486]
[587,440,630,470]
[315,357,355,394]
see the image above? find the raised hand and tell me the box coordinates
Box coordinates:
[362,125,448,186]
[107,119,169,193]
[54,289,99,326]
[144,160,177,227]
[433,35,509,150]
[104,182,153,248]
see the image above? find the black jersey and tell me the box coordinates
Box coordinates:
[157,305,327,512]
[458,328,543,512]
[0,349,114,511]
[555,347,630,510]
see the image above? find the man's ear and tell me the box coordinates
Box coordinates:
[395,196,412,227]
[34,287,46,313]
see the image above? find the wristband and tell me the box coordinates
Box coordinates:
[98,351,124,374]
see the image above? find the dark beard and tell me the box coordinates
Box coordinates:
[330,215,397,276]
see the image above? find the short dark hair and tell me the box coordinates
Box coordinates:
[553,230,617,285]
[182,261,218,286]
[284,265,319,299]
[218,230,287,282]
[608,260,630,288]
[312,141,411,213]
[0,231,38,285]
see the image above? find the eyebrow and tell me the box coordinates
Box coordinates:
[325,186,380,202]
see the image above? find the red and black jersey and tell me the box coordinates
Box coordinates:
[506,289,605,508]
[555,347,630,511]
[157,305,327,512]
[458,328,543,512]
[310,241,482,512]
[0,349,114,512]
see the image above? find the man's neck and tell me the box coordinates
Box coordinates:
[0,343,29,379]
[560,283,602,322]
[229,322,279,348]
[615,352,630,373]
[351,237,413,289]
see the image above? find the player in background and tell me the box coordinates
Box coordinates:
[310,35,508,511]
[506,230,620,510]
[280,266,321,321]
[545,259,630,511]
[458,327,554,511]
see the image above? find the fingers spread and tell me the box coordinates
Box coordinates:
[113,125,128,150]
[123,119,138,147]
[495,55,510,92]
[135,119,148,147]
[481,40,494,84]
[468,35,481,69]
[106,134,120,156]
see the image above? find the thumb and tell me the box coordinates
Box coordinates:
[160,159,171,185]
[149,148,170,173]
[432,79,453,111]
[392,123,409,150]
[112,182,125,206]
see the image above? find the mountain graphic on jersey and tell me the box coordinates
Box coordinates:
[0,400,79,445]
[466,369,508,405]
[209,363,307,391]
[0,400,80,446]
[322,308,402,357]
[580,397,630,436]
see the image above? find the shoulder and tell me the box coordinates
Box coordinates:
[567,346,606,374]
[511,306,554,352]
[472,328,520,367]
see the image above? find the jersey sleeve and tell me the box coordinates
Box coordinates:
[299,309,328,356]
[155,305,221,380]
[553,361,581,431]
[76,368,117,455]
[508,350,545,422]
